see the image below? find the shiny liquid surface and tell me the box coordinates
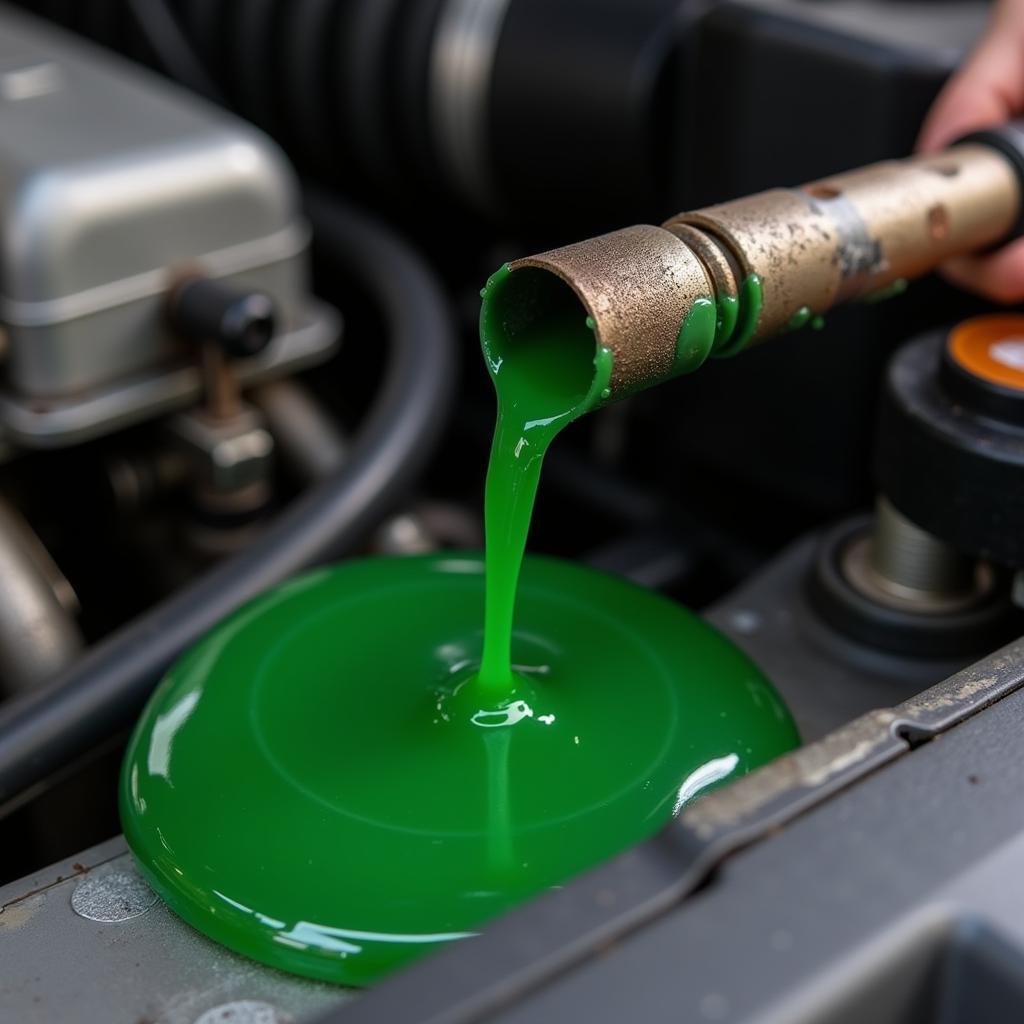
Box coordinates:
[121,265,799,986]
[121,556,798,985]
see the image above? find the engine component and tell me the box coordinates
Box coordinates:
[809,515,1015,659]
[807,311,1024,659]
[165,274,278,537]
[0,5,338,452]
[18,0,685,227]
[0,188,457,810]
[877,315,1024,567]
[251,379,348,486]
[854,497,981,613]
[166,407,274,511]
[168,277,277,362]
[4,4,1024,1021]
[0,498,82,695]
[28,0,987,233]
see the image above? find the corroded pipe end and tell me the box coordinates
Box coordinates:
[481,143,1022,407]
[490,225,713,398]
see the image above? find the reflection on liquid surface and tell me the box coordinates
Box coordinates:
[121,555,799,986]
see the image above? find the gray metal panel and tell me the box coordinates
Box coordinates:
[487,685,1024,1024]
[328,623,1024,1024]
[0,300,340,449]
[705,533,973,741]
[0,836,352,1023]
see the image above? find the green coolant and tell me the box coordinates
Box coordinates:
[477,267,612,692]
[120,262,798,987]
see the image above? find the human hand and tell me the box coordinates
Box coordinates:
[918,0,1024,302]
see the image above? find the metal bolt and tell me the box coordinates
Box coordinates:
[166,406,274,493]
[1012,570,1024,609]
[728,610,762,635]
[70,869,157,923]
[699,992,730,1020]
[194,1001,292,1024]
[374,513,436,555]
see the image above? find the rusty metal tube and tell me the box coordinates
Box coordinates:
[497,137,1023,399]
[669,143,1019,338]
[509,226,713,395]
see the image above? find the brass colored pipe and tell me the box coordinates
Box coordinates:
[495,141,1022,398]
[510,225,714,394]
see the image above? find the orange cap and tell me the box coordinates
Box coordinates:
[948,314,1024,393]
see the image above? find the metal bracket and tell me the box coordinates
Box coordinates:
[0,301,340,452]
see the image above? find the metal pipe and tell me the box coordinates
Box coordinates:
[0,499,82,695]
[485,136,1023,400]
[250,379,347,485]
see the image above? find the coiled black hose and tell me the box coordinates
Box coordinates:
[124,0,226,103]
[0,190,457,807]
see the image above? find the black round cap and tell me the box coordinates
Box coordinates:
[876,328,1024,566]
[170,278,277,359]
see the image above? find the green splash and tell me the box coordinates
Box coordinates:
[672,274,767,375]
[674,297,718,374]
[784,306,813,333]
[716,292,739,341]
[862,278,908,304]
[713,274,764,358]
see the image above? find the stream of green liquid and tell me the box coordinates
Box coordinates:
[120,262,798,987]
[477,278,613,693]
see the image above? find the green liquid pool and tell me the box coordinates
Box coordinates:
[120,263,799,987]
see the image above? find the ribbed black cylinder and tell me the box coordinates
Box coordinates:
[876,331,1024,566]
[14,0,687,225]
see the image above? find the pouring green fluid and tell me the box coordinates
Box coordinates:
[477,266,612,692]
[119,262,798,986]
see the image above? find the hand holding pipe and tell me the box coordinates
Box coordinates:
[482,124,1024,400]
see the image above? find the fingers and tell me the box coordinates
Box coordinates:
[917,0,1024,302]
[940,238,1024,304]
[918,25,1024,152]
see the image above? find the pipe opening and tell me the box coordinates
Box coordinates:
[480,265,601,417]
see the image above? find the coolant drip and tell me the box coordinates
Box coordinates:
[120,265,798,986]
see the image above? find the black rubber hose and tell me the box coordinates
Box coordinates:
[125,0,227,103]
[0,188,457,807]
